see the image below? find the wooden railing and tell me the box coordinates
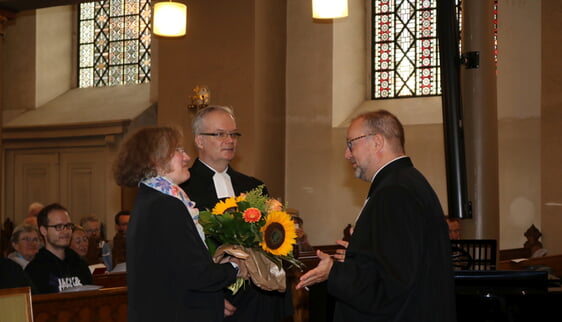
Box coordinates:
[498,253,562,278]
[498,247,532,260]
[92,272,127,289]
[32,286,128,322]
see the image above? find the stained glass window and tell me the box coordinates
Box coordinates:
[494,0,498,70]
[78,0,151,88]
[372,0,461,99]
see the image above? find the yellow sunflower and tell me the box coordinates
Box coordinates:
[212,197,238,215]
[260,211,297,256]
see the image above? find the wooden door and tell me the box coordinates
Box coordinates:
[5,148,108,226]
[59,149,107,223]
[12,152,59,224]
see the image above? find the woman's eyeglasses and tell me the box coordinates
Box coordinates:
[19,237,41,243]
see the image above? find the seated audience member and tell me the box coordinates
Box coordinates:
[22,202,44,226]
[112,210,130,267]
[8,224,42,269]
[446,216,461,240]
[25,203,93,294]
[70,225,89,260]
[0,257,35,292]
[287,209,313,253]
[80,215,112,270]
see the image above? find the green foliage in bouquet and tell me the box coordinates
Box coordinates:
[198,185,303,266]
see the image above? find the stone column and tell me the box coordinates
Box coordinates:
[461,1,500,240]
[541,0,562,253]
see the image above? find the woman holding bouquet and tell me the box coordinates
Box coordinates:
[113,126,244,322]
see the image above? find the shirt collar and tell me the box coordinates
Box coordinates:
[199,159,229,174]
[370,155,408,183]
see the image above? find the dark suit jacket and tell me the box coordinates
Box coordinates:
[127,184,237,322]
[180,158,292,322]
[180,158,268,212]
[328,157,456,322]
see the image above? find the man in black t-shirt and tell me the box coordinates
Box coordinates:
[25,203,92,294]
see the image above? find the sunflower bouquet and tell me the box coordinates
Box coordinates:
[198,185,303,293]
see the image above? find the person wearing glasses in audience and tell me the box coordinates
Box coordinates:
[80,215,112,270]
[25,203,92,294]
[180,105,292,322]
[114,126,244,322]
[8,224,42,269]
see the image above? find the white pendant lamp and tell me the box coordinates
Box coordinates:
[153,1,187,37]
[312,0,349,19]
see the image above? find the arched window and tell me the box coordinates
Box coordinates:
[78,0,151,88]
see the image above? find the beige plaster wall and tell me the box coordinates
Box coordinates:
[285,0,447,245]
[156,0,286,198]
[1,0,559,252]
[496,0,547,251]
[285,0,558,249]
[2,11,36,120]
[35,6,73,107]
[2,7,73,123]
[498,119,540,249]
[541,0,562,254]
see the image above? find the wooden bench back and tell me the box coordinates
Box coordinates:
[32,286,127,322]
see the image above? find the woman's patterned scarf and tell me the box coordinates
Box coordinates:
[141,176,206,245]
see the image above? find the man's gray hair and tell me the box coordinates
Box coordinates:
[192,105,235,136]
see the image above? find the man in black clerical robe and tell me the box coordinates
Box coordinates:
[296,110,456,322]
[180,106,293,322]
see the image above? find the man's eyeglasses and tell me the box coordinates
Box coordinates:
[45,223,75,231]
[199,132,242,140]
[176,147,186,154]
[19,237,41,243]
[346,133,376,152]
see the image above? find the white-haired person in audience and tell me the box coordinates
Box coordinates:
[22,201,44,226]
[8,224,42,269]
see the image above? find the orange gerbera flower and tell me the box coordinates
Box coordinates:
[243,208,262,223]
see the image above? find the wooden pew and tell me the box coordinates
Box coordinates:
[288,244,344,322]
[92,272,127,288]
[32,286,127,322]
[498,247,531,260]
[498,253,562,278]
